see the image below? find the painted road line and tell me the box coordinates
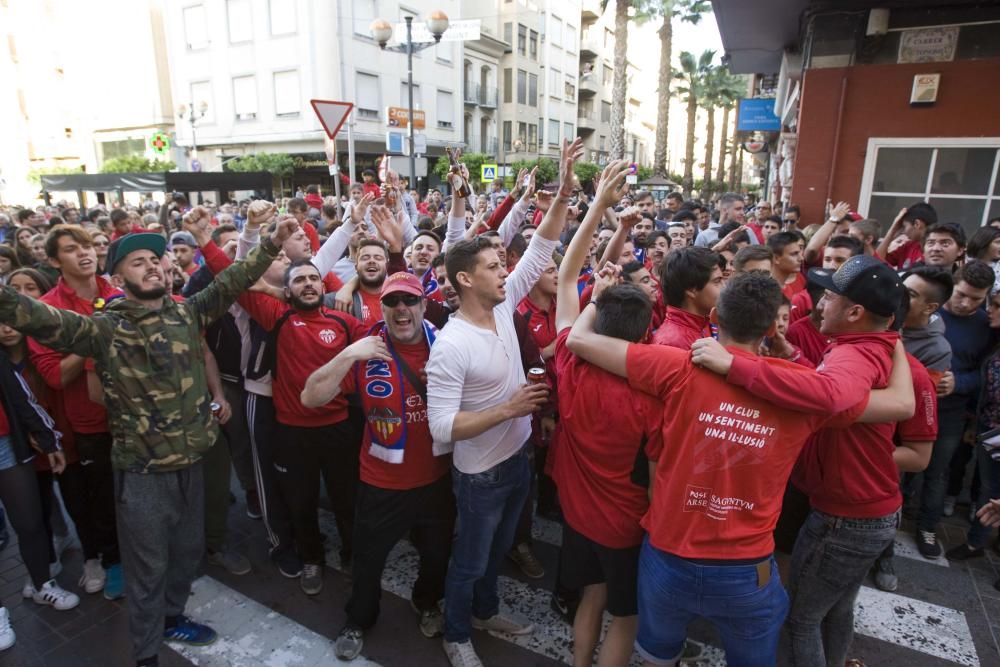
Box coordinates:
[321,511,976,667]
[855,586,978,667]
[172,575,382,667]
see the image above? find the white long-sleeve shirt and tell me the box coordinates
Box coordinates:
[426,234,559,474]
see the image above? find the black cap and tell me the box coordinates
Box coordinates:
[107,233,167,273]
[806,255,903,318]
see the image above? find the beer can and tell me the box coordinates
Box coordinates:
[527,368,546,385]
[210,402,222,418]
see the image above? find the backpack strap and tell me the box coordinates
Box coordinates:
[260,309,296,379]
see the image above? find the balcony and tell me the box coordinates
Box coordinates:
[581,0,600,20]
[579,72,599,97]
[464,83,479,106]
[577,110,596,133]
[580,33,599,58]
[465,135,499,155]
[478,87,498,108]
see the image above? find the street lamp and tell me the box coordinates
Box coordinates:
[177,100,209,170]
[371,11,450,189]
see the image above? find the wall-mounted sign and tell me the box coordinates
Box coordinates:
[898,27,958,64]
[736,98,781,132]
[387,106,426,130]
[910,73,941,105]
[149,132,171,155]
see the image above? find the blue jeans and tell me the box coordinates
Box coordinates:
[635,539,788,666]
[443,445,531,643]
[967,442,1000,548]
[787,509,899,667]
[917,404,970,533]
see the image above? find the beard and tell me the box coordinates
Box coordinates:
[289,292,322,311]
[123,277,167,301]
[359,269,386,290]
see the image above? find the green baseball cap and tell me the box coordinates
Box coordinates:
[107,233,167,272]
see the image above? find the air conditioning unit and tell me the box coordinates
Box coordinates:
[236,112,257,121]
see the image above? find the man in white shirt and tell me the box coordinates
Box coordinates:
[427,138,585,667]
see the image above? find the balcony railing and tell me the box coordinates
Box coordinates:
[464,83,479,105]
[479,87,498,108]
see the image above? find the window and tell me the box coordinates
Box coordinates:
[529,30,538,60]
[227,0,253,43]
[550,16,562,49]
[354,0,376,37]
[356,72,380,120]
[269,0,296,35]
[528,73,538,107]
[437,90,454,129]
[601,101,611,123]
[504,22,512,46]
[101,139,146,160]
[599,135,606,150]
[399,81,422,109]
[538,119,544,146]
[517,122,527,147]
[528,124,538,152]
[548,119,560,146]
[190,81,214,123]
[564,77,575,98]
[503,121,512,151]
[859,138,1000,237]
[548,68,561,99]
[518,24,527,56]
[233,75,257,119]
[273,70,300,117]
[503,68,512,104]
[603,65,613,86]
[563,122,574,141]
[183,5,208,50]
[517,69,527,105]
[565,24,576,52]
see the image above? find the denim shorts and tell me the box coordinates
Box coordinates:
[0,435,16,471]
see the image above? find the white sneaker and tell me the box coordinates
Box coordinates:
[443,639,484,667]
[79,558,106,594]
[0,607,14,651]
[31,580,79,611]
[471,611,534,635]
[21,578,33,599]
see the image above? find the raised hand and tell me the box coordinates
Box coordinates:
[270,215,300,246]
[595,160,632,209]
[558,137,586,195]
[247,200,276,229]
[370,204,403,252]
[351,192,376,225]
[591,262,620,301]
[829,201,851,222]
[519,167,538,202]
[535,190,554,213]
[617,206,642,231]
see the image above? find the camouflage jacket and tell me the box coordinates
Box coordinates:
[0,238,280,473]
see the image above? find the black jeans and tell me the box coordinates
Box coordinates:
[70,432,119,565]
[346,475,456,628]
[0,462,51,591]
[274,419,361,564]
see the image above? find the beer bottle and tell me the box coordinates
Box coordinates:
[446,147,472,199]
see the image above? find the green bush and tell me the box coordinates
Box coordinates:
[99,155,175,173]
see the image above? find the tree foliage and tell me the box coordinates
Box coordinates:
[510,157,559,186]
[432,152,492,189]
[27,164,83,185]
[226,153,295,177]
[573,161,602,189]
[99,155,176,173]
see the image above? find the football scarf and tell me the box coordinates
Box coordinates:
[358,320,437,464]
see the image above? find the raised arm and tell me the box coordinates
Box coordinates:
[565,268,628,376]
[315,193,373,275]
[804,201,850,264]
[557,160,631,331]
[876,207,909,262]
[598,208,640,267]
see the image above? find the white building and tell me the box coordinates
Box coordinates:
[162,0,465,193]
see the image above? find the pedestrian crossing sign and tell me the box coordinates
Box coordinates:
[481,164,498,182]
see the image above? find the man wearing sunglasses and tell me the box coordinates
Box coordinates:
[301,271,452,661]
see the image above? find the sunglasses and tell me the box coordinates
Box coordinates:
[382,293,421,307]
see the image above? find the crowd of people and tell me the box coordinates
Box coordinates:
[0,138,998,667]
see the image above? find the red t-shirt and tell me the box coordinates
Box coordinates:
[356,289,384,330]
[727,331,902,517]
[780,272,807,300]
[552,331,660,548]
[786,317,831,367]
[897,353,938,444]
[627,343,865,560]
[28,276,122,434]
[323,271,344,295]
[341,337,450,490]
[885,239,923,271]
[303,222,321,253]
[789,290,812,324]
[652,306,709,349]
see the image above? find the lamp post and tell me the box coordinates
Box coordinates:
[371,11,450,190]
[176,100,209,170]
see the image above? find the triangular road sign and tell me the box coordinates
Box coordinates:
[310,99,354,139]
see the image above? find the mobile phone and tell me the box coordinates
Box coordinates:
[626,174,638,185]
[522,175,531,187]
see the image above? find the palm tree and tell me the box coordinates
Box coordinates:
[715,74,745,187]
[674,49,715,197]
[633,1,711,177]
[609,0,631,160]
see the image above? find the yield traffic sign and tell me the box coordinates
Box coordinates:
[310,99,354,139]
[481,164,498,182]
